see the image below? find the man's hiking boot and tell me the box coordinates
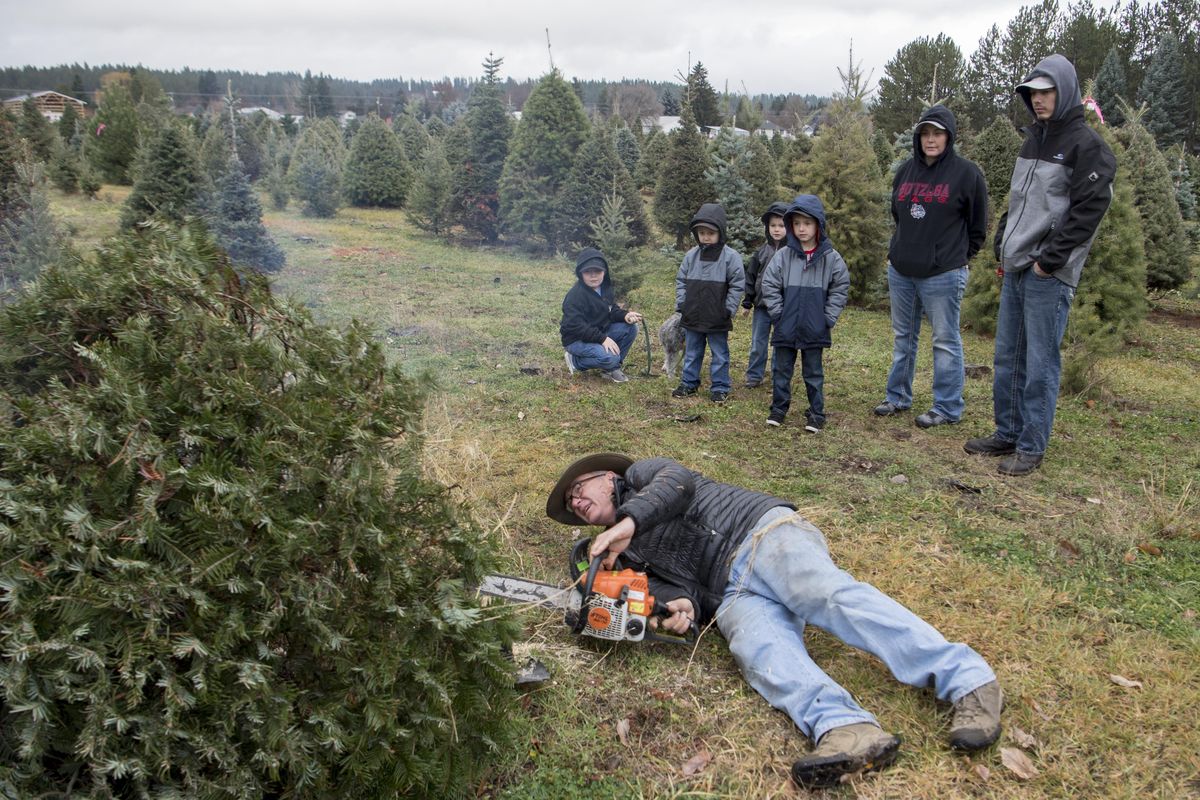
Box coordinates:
[916,410,958,429]
[949,680,1003,751]
[963,434,1016,456]
[791,723,900,789]
[671,384,697,398]
[997,452,1043,476]
[603,368,629,383]
[873,401,909,416]
[563,351,577,375]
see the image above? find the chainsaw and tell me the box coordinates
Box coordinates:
[479,538,697,644]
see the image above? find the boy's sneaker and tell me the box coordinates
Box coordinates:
[963,434,1016,456]
[804,415,824,433]
[872,401,908,416]
[915,410,957,429]
[766,411,785,427]
[710,390,729,403]
[563,351,577,375]
[791,723,901,789]
[744,378,762,389]
[603,368,629,383]
[671,384,697,398]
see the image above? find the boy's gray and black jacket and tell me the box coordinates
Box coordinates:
[995,54,1116,288]
[743,201,790,310]
[888,104,988,279]
[559,248,627,347]
[613,458,793,623]
[674,204,745,332]
[761,195,850,350]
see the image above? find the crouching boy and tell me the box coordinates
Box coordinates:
[561,247,643,382]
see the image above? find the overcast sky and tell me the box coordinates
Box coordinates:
[4,0,1035,96]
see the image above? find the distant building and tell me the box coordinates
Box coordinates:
[642,115,682,135]
[339,110,358,127]
[3,90,88,122]
[238,106,284,121]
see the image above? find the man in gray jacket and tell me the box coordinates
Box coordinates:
[965,54,1116,475]
[548,453,1003,789]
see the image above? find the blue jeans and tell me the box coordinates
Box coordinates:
[884,265,968,420]
[992,268,1076,456]
[680,329,730,392]
[716,507,997,742]
[770,346,824,422]
[565,321,638,372]
[744,308,773,384]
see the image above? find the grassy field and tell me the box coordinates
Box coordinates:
[52,190,1199,799]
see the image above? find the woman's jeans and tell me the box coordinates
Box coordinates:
[716,507,997,742]
[680,329,731,392]
[884,265,968,420]
[992,267,1076,456]
[565,321,638,372]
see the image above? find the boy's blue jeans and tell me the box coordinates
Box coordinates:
[992,267,1076,456]
[716,507,998,742]
[680,329,730,393]
[744,308,773,385]
[770,346,824,422]
[884,264,968,420]
[565,321,638,373]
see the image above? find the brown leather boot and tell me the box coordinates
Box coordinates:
[791,723,901,789]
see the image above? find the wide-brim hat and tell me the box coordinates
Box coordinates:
[545,453,633,524]
[1016,75,1055,91]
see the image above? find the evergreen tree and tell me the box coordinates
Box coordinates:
[614,124,640,177]
[407,139,455,236]
[314,74,336,118]
[554,125,648,248]
[57,100,80,143]
[424,114,448,139]
[734,96,763,133]
[654,104,713,248]
[589,190,642,300]
[961,114,1023,210]
[686,62,723,132]
[871,128,896,175]
[745,134,782,214]
[636,128,668,191]
[343,114,411,207]
[661,88,681,116]
[17,98,57,162]
[287,118,346,218]
[1137,32,1189,147]
[212,156,285,272]
[457,54,513,243]
[0,222,518,798]
[121,125,206,229]
[873,34,966,137]
[0,161,63,299]
[1093,46,1128,126]
[395,111,431,162]
[199,116,234,185]
[793,97,890,305]
[497,69,589,248]
[0,112,27,226]
[265,148,290,211]
[704,126,758,254]
[88,82,140,184]
[47,139,82,193]
[1120,120,1192,290]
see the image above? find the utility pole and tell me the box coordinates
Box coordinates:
[546,28,555,71]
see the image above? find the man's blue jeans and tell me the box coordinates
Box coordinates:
[716,507,997,742]
[565,321,638,372]
[884,265,968,420]
[680,329,731,392]
[992,267,1076,456]
[744,308,773,385]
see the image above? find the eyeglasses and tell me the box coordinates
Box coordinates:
[566,472,608,504]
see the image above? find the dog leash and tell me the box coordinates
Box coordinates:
[639,318,652,377]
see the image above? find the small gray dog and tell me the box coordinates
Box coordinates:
[658,312,686,379]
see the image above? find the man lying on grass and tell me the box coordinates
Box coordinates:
[547,453,1003,788]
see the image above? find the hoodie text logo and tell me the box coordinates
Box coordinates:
[897,182,950,204]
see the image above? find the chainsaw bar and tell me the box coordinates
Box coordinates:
[478,573,580,612]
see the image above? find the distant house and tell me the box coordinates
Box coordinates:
[339,110,358,127]
[755,120,795,140]
[238,106,284,121]
[642,115,682,135]
[3,90,87,122]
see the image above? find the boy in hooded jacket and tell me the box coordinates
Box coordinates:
[761,195,850,431]
[560,247,644,382]
[742,201,791,388]
[672,203,746,402]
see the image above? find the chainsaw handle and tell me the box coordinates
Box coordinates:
[649,600,699,645]
[571,554,606,634]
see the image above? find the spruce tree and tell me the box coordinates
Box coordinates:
[614,124,641,177]
[407,138,455,236]
[1093,47,1128,127]
[395,111,431,162]
[705,126,759,254]
[793,99,890,305]
[457,54,513,243]
[686,62,723,132]
[120,125,206,229]
[1120,121,1192,290]
[212,156,285,272]
[199,116,234,185]
[287,118,346,218]
[88,83,140,184]
[589,190,641,299]
[1,161,63,298]
[497,69,589,249]
[18,99,56,162]
[654,103,713,248]
[47,139,82,193]
[0,222,518,798]
[343,113,411,208]
[1137,32,1189,148]
[554,125,648,248]
[636,128,668,190]
[744,134,781,214]
[57,99,80,143]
